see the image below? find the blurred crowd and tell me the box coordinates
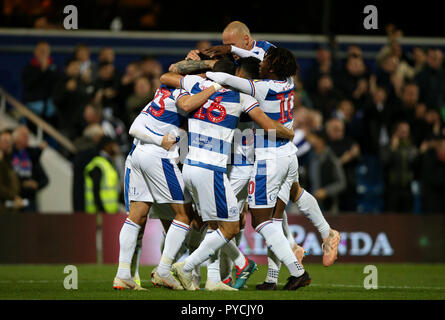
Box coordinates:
[1,27,445,215]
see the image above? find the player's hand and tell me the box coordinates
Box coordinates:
[186,49,201,61]
[201,45,231,58]
[161,133,177,151]
[13,196,25,210]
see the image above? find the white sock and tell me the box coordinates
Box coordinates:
[282,211,295,247]
[160,230,166,253]
[207,247,221,284]
[296,189,331,239]
[183,229,228,273]
[131,230,144,279]
[158,219,190,277]
[221,238,247,269]
[265,248,281,284]
[256,221,304,277]
[117,218,141,279]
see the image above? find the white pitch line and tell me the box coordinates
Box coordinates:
[0,280,444,291]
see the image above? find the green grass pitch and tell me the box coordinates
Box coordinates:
[1,263,444,300]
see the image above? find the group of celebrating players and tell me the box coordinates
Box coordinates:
[112,21,341,292]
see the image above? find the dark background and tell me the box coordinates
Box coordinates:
[0,0,443,37]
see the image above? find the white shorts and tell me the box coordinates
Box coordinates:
[228,165,253,213]
[277,155,300,204]
[124,154,184,221]
[183,164,239,222]
[248,155,299,209]
[127,146,191,205]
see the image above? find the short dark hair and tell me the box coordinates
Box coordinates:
[265,47,299,79]
[212,55,236,75]
[237,57,260,79]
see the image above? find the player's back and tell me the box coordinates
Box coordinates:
[249,78,297,160]
[138,84,189,159]
[182,75,258,173]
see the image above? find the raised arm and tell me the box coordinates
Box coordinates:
[206,71,253,95]
[168,60,216,75]
[129,113,176,150]
[247,107,294,140]
[176,83,221,112]
[202,44,256,59]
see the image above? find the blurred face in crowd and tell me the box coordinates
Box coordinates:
[75,46,90,62]
[141,58,163,78]
[317,48,331,65]
[415,103,427,119]
[346,56,365,76]
[0,131,13,155]
[98,63,115,80]
[104,141,120,158]
[196,40,212,51]
[394,122,410,141]
[347,45,363,59]
[389,41,402,58]
[373,87,387,105]
[337,100,355,121]
[124,63,142,81]
[427,49,443,70]
[99,47,115,63]
[34,42,50,61]
[83,105,101,124]
[307,110,323,131]
[413,47,427,65]
[402,84,419,107]
[292,106,308,130]
[382,54,399,73]
[437,139,445,163]
[13,126,30,150]
[425,109,440,125]
[134,77,152,97]
[326,118,345,141]
[317,74,333,93]
[66,60,81,78]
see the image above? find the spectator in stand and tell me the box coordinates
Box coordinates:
[325,118,361,211]
[381,121,419,213]
[52,58,91,140]
[0,129,24,213]
[335,52,371,110]
[83,136,121,214]
[375,53,404,103]
[310,73,342,120]
[140,55,163,94]
[74,43,97,82]
[360,86,398,156]
[98,47,115,64]
[125,76,153,124]
[305,130,346,214]
[117,61,143,126]
[415,48,445,111]
[306,44,338,94]
[72,124,104,212]
[196,40,212,51]
[410,46,427,76]
[292,74,313,109]
[93,61,121,118]
[420,135,445,214]
[21,41,59,128]
[11,125,48,212]
[332,99,363,143]
[82,102,129,154]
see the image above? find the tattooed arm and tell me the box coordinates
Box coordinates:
[169,59,217,75]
